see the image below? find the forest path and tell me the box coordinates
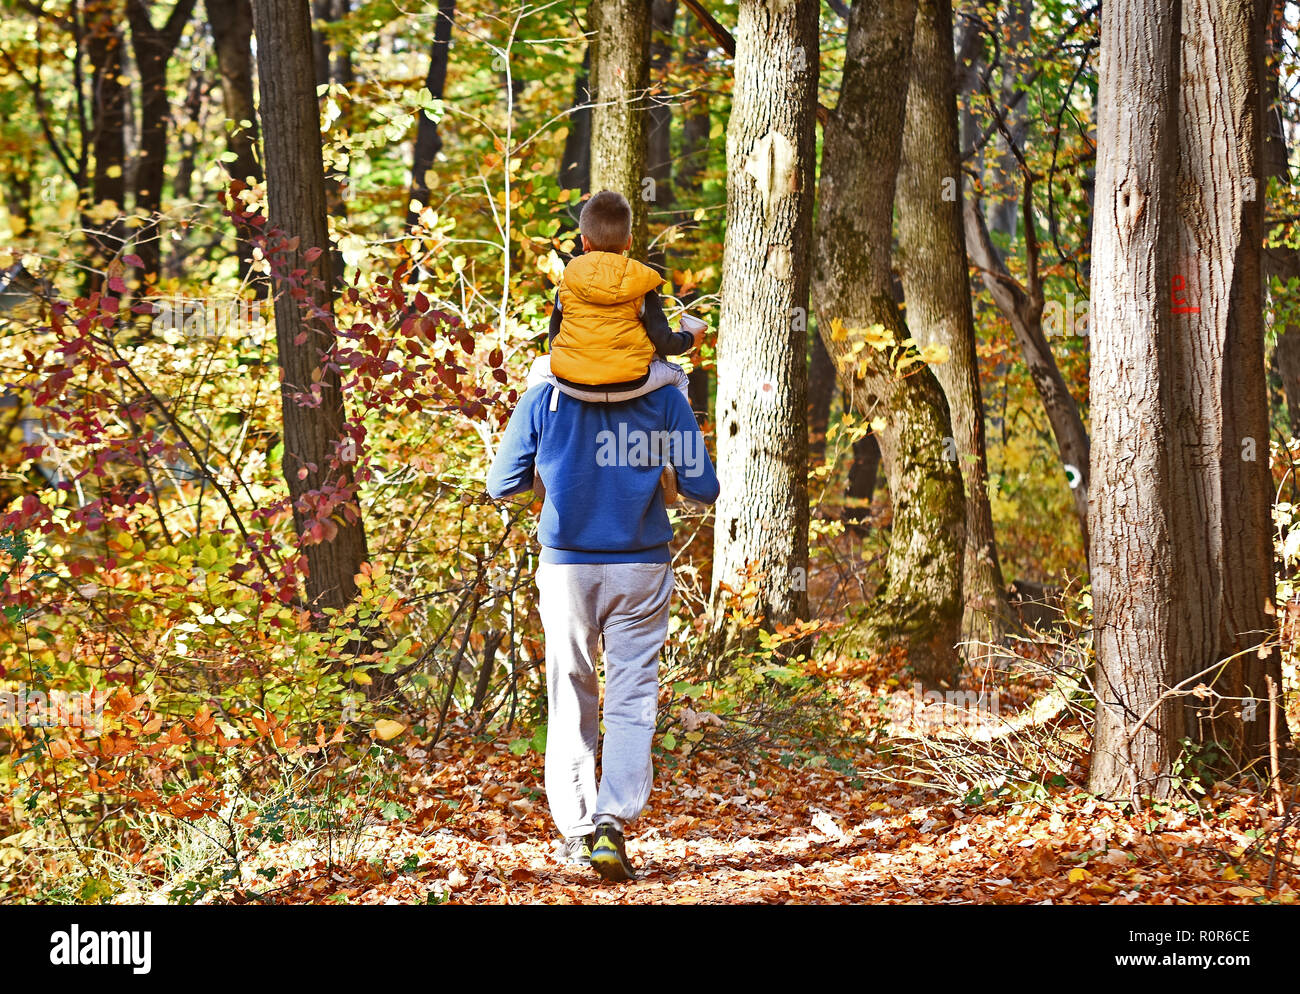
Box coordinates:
[246,729,1291,906]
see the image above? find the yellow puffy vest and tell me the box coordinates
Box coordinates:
[551,252,665,385]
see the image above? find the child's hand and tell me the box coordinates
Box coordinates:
[680,314,708,351]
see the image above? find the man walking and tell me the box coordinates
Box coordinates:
[486,374,719,881]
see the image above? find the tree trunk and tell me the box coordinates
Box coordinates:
[1267,247,1300,435]
[1088,0,1290,800]
[812,0,965,687]
[964,191,1091,550]
[83,0,130,295]
[126,0,198,290]
[407,0,455,230]
[807,328,835,463]
[897,0,1009,645]
[589,0,651,257]
[988,0,1032,238]
[1173,0,1289,771]
[710,0,818,630]
[678,26,712,417]
[844,431,881,521]
[250,0,371,618]
[208,0,265,293]
[646,0,676,273]
[560,46,593,205]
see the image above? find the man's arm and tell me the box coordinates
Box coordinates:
[664,390,720,504]
[486,390,541,498]
[641,289,694,356]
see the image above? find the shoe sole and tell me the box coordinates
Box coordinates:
[590,847,636,882]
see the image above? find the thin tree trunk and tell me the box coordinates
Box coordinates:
[208,0,265,293]
[964,189,1091,551]
[844,432,881,521]
[560,47,593,203]
[250,0,371,618]
[812,0,966,687]
[988,0,1032,238]
[678,26,711,416]
[125,0,198,289]
[710,0,818,631]
[807,329,835,463]
[898,0,1009,645]
[407,0,456,230]
[83,0,130,295]
[646,0,676,272]
[1267,246,1300,433]
[589,0,651,257]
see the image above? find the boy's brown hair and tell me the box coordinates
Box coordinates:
[579,190,632,252]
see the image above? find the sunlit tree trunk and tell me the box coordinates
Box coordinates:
[711,0,818,630]
[589,0,651,257]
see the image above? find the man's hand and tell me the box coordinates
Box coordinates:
[690,324,706,350]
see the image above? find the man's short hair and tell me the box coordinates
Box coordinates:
[579,190,633,252]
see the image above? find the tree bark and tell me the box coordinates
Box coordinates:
[807,328,835,463]
[560,46,593,202]
[125,0,199,290]
[1088,0,1290,800]
[208,0,265,293]
[407,0,456,230]
[710,0,818,630]
[589,0,652,257]
[988,0,1033,238]
[898,0,1009,645]
[83,0,130,295]
[250,0,371,617]
[646,0,676,273]
[811,0,966,686]
[678,25,712,416]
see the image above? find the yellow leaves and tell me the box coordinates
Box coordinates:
[918,342,950,365]
[1221,864,1241,881]
[350,669,373,686]
[374,719,406,742]
[1067,866,1090,883]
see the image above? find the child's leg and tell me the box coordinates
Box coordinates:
[527,354,553,391]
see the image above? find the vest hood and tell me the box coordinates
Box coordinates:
[561,251,664,305]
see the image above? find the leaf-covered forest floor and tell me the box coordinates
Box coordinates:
[120,677,1300,907]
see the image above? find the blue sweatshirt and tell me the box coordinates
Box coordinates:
[485,383,720,563]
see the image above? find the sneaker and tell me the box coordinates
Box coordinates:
[590,823,637,882]
[561,834,593,867]
[660,462,679,505]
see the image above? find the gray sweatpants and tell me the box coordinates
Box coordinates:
[536,560,674,839]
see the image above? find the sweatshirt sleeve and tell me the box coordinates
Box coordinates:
[664,390,720,505]
[641,289,694,356]
[486,390,541,498]
[546,292,562,349]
